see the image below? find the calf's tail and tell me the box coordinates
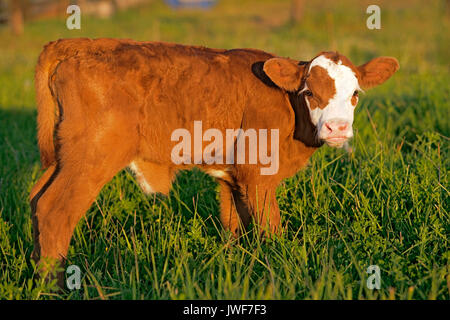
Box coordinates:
[34,42,63,169]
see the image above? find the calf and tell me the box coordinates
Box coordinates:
[30,38,398,277]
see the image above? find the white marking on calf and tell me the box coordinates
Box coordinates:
[307,55,360,133]
[206,169,228,179]
[129,161,154,194]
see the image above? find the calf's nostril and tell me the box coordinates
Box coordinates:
[325,123,333,133]
[338,123,348,131]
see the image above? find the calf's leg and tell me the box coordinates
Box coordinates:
[218,179,241,237]
[217,179,252,237]
[241,184,281,235]
[31,120,137,286]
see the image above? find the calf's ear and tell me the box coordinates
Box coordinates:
[260,58,304,91]
[357,57,399,89]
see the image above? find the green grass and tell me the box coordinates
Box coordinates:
[0,0,448,299]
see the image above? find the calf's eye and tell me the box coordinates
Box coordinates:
[353,90,359,97]
[304,90,313,97]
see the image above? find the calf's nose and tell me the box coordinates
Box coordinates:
[323,120,349,134]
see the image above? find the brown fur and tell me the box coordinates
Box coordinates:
[356,57,400,89]
[31,38,398,281]
[305,66,337,110]
[263,58,303,91]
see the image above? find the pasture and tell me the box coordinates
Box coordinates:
[0,0,448,299]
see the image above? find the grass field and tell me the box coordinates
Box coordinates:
[0,0,448,300]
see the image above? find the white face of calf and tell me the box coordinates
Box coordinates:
[302,55,361,147]
[261,52,399,148]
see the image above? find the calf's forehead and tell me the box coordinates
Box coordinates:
[308,55,359,98]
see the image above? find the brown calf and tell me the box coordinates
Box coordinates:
[30,38,399,278]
